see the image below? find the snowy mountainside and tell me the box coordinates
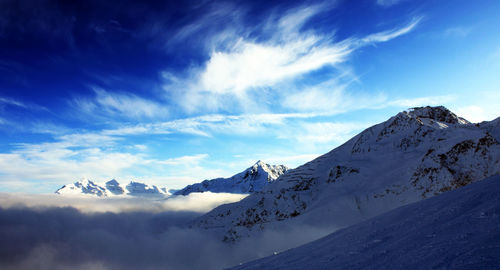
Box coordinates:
[193,106,500,241]
[174,161,288,195]
[230,173,500,270]
[55,178,170,197]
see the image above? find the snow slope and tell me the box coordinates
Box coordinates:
[174,161,288,195]
[229,173,500,270]
[193,106,500,241]
[55,178,170,197]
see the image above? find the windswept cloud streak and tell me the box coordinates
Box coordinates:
[164,6,422,114]
[376,0,404,7]
[0,96,27,108]
[159,154,209,166]
[74,88,169,121]
[360,17,422,43]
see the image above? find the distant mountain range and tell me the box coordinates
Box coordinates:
[55,178,170,197]
[55,161,288,197]
[191,106,500,242]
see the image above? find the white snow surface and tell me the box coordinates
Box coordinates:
[174,161,288,195]
[193,106,500,242]
[55,178,170,197]
[229,173,500,270]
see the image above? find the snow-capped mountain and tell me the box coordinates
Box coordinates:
[55,178,170,197]
[193,106,500,242]
[174,161,288,195]
[230,173,500,270]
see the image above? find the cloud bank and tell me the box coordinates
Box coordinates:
[0,195,334,270]
[0,192,247,213]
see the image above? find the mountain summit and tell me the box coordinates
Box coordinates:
[192,106,500,242]
[174,161,288,195]
[406,105,469,125]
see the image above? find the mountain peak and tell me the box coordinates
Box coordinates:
[254,160,265,166]
[406,106,469,125]
[252,160,270,169]
[174,161,289,195]
[75,177,93,185]
[106,179,119,185]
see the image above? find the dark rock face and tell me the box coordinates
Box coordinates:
[408,106,470,125]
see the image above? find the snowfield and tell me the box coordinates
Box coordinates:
[229,173,500,270]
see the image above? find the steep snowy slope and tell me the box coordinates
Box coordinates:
[174,161,288,195]
[55,178,170,197]
[194,106,500,241]
[230,173,500,270]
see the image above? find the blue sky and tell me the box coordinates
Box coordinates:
[0,0,499,193]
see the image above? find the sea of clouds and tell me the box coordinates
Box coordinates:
[0,192,332,270]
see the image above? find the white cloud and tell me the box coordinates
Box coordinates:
[294,122,367,144]
[0,150,142,192]
[360,17,422,43]
[451,91,500,123]
[0,192,247,213]
[159,154,209,166]
[454,105,488,123]
[387,95,456,108]
[164,6,422,114]
[199,38,350,95]
[437,90,500,123]
[282,76,388,114]
[101,112,316,138]
[266,153,322,168]
[376,0,403,7]
[0,96,27,108]
[0,96,47,112]
[443,26,473,38]
[75,88,169,120]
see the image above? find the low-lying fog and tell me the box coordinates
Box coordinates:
[0,193,332,270]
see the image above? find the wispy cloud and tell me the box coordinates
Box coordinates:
[164,5,422,114]
[159,154,209,166]
[387,95,456,108]
[443,26,473,38]
[451,90,500,123]
[74,88,169,121]
[0,96,27,108]
[284,122,369,145]
[0,96,47,112]
[360,17,422,43]
[103,112,315,137]
[281,76,386,114]
[376,0,404,7]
